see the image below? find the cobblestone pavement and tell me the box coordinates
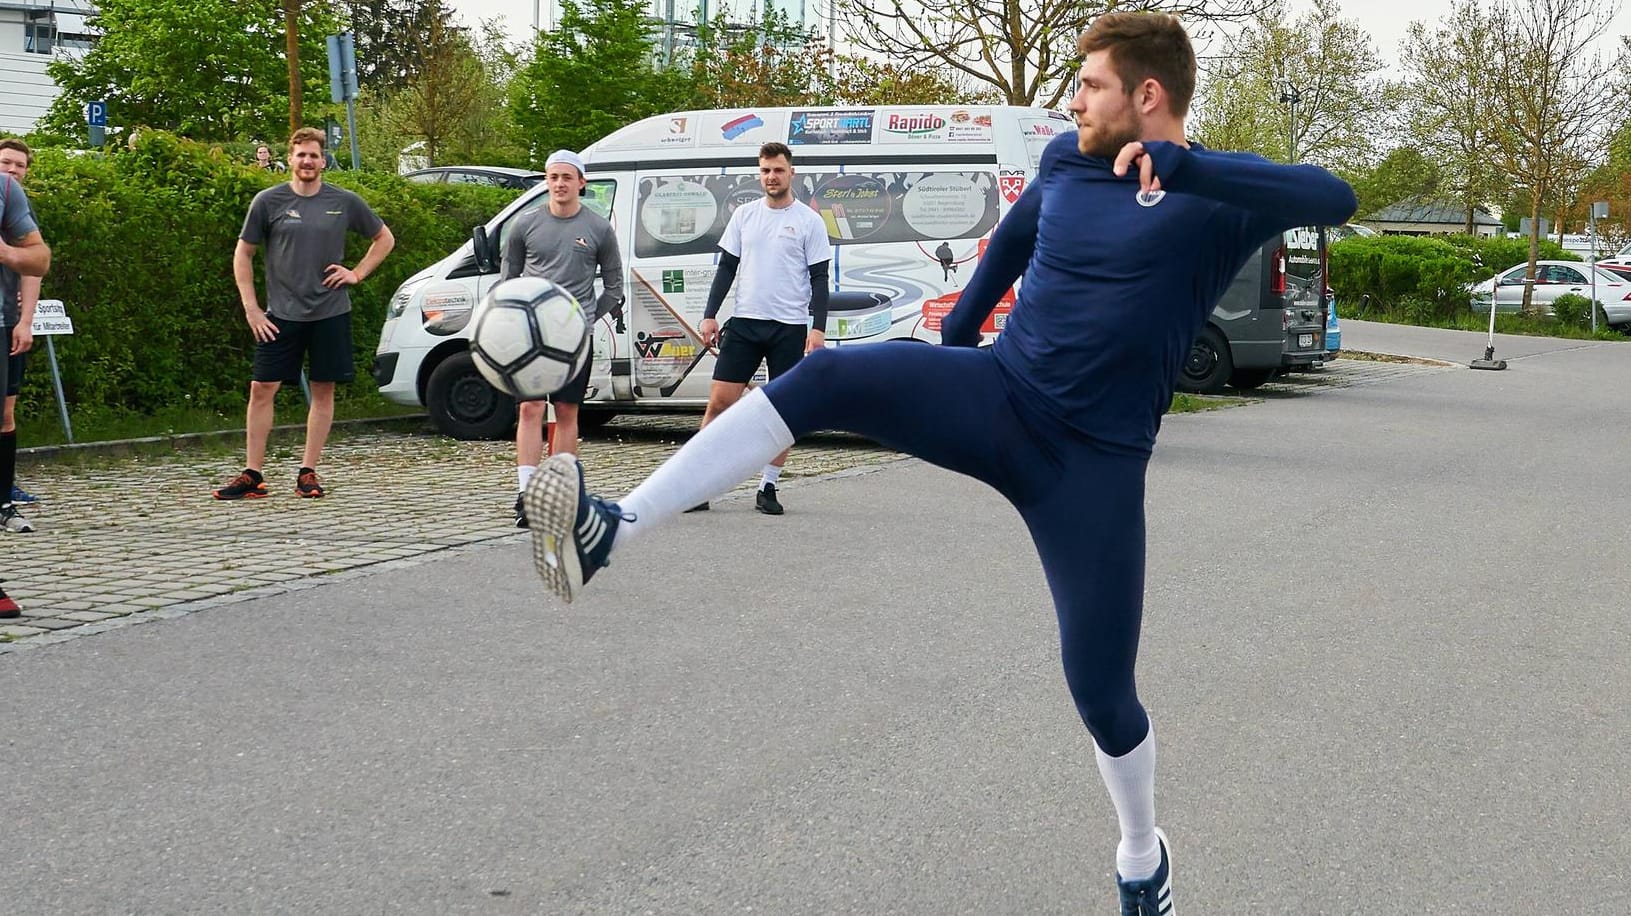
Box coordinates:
[0,355,1451,647]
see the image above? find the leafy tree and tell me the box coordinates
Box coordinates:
[43,0,339,142]
[830,0,1273,108]
[829,57,990,106]
[1485,0,1626,311]
[1400,0,1506,234]
[1190,0,1391,171]
[1346,147,1443,218]
[343,0,461,93]
[673,8,835,109]
[508,0,688,162]
[387,18,525,166]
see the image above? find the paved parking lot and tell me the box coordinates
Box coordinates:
[1,355,1451,647]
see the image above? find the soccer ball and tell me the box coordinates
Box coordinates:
[468,277,590,400]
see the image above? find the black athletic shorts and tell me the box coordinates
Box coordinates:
[525,340,593,406]
[253,312,354,384]
[4,325,25,397]
[712,317,806,384]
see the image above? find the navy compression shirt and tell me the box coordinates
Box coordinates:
[943,132,1357,456]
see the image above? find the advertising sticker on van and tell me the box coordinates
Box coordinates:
[788,109,875,145]
[697,110,787,147]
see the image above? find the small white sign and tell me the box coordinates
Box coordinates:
[30,299,73,336]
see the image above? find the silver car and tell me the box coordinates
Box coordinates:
[1468,260,1631,325]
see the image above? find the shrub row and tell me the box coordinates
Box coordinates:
[1330,234,1576,323]
[14,131,516,422]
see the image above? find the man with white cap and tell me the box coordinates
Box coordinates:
[501,149,624,527]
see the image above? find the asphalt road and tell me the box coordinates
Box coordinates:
[2,321,1626,915]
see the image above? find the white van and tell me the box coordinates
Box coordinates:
[373,104,1072,438]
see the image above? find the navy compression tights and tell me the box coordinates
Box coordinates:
[763,342,1152,756]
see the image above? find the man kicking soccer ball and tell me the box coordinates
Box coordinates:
[524,12,1356,913]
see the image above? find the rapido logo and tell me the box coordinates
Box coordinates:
[883,113,947,137]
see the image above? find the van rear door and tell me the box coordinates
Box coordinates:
[1278,226,1327,367]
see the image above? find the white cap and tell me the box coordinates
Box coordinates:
[545,149,585,177]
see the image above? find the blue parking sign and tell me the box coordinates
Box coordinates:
[87,101,107,126]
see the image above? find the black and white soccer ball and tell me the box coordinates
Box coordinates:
[468,277,590,400]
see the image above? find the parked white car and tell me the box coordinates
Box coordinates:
[1468,260,1631,325]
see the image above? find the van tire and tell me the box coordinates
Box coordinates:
[577,409,618,431]
[425,350,517,440]
[1178,327,1232,395]
[1227,368,1276,390]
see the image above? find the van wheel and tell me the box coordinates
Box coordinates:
[1227,368,1276,390]
[1178,327,1232,395]
[425,351,517,440]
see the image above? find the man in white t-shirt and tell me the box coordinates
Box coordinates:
[691,142,832,515]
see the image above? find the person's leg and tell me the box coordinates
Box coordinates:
[245,380,281,471]
[0,335,26,532]
[753,322,811,513]
[1018,448,1166,888]
[546,341,594,459]
[300,381,336,470]
[523,342,1031,601]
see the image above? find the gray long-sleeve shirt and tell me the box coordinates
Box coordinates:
[501,206,624,323]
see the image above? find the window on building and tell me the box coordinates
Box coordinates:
[24,13,55,54]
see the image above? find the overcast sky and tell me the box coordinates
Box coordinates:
[445,0,1630,68]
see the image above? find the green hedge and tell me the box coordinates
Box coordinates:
[1330,234,1576,322]
[14,131,516,424]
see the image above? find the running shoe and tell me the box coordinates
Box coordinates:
[755,483,784,515]
[513,494,529,528]
[1,502,34,533]
[684,501,710,513]
[1116,828,1174,916]
[522,454,627,603]
[213,469,268,500]
[10,484,39,504]
[295,468,324,499]
[0,579,19,618]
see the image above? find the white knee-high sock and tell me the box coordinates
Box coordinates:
[614,388,794,548]
[1094,725,1160,881]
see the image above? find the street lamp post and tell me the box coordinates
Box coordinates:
[1278,85,1301,162]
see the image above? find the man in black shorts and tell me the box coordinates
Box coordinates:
[691,142,831,515]
[214,127,395,500]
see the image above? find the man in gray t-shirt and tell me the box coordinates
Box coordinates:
[0,170,49,540]
[500,149,623,526]
[213,128,395,502]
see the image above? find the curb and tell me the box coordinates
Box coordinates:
[16,413,432,465]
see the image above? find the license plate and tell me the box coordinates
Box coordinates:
[1298,333,1314,348]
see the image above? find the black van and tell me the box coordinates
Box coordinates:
[1176,226,1329,394]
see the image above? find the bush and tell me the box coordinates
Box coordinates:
[1549,293,1608,329]
[15,131,519,425]
[1330,233,1577,324]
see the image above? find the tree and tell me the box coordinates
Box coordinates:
[1485,0,1626,312]
[508,0,688,161]
[44,0,339,142]
[343,0,461,93]
[830,0,1272,108]
[1190,0,1391,171]
[387,18,524,166]
[830,57,990,106]
[1345,147,1442,217]
[674,8,836,109]
[1399,0,1505,234]
[285,0,302,134]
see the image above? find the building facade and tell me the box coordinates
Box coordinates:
[0,0,95,135]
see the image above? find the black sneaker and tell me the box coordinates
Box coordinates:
[213,469,268,500]
[1,502,35,533]
[295,467,325,498]
[755,483,784,515]
[684,501,710,512]
[522,454,628,603]
[513,494,529,528]
[0,578,19,619]
[1116,828,1173,915]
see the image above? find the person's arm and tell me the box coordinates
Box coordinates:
[595,224,625,321]
[235,239,278,343]
[1122,141,1358,235]
[940,182,1041,347]
[699,251,739,348]
[805,260,830,353]
[501,215,528,281]
[324,224,395,288]
[0,230,48,278]
[11,275,40,355]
